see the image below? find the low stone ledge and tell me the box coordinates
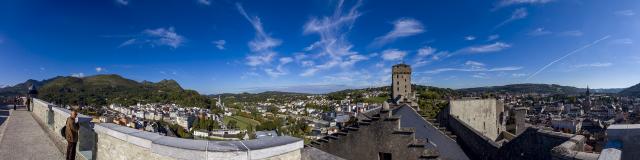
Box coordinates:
[94,123,303,160]
[598,148,621,160]
[242,136,303,159]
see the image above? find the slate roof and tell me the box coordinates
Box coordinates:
[392,105,470,160]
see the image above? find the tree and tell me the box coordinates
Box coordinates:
[227,120,238,129]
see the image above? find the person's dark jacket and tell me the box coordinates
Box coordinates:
[65,117,79,143]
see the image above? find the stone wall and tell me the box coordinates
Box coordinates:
[605,124,640,160]
[31,98,304,160]
[94,123,303,160]
[448,115,599,160]
[447,115,500,160]
[445,99,599,160]
[449,99,505,140]
[31,98,95,160]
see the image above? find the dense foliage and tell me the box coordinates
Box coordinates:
[192,117,221,131]
[27,74,214,108]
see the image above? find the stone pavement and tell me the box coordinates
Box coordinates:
[0,105,64,160]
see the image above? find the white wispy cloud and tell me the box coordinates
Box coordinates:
[467,42,511,53]
[119,27,185,48]
[240,71,260,80]
[472,73,489,79]
[212,40,225,50]
[425,66,522,74]
[71,73,85,78]
[116,0,129,5]
[417,46,436,56]
[495,8,528,29]
[236,3,282,67]
[560,30,583,37]
[487,35,500,41]
[301,0,364,76]
[413,46,445,67]
[371,18,424,47]
[95,67,104,72]
[572,62,612,68]
[198,0,211,5]
[381,49,407,61]
[465,60,485,67]
[262,57,295,78]
[528,27,552,36]
[610,38,633,45]
[465,36,476,41]
[512,73,527,77]
[615,10,635,16]
[527,35,610,80]
[494,0,553,9]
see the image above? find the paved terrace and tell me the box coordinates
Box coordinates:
[0,99,305,160]
[0,105,64,160]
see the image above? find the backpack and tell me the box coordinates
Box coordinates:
[60,126,66,138]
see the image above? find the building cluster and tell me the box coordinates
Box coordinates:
[99,96,247,139]
[492,88,640,151]
[305,63,640,160]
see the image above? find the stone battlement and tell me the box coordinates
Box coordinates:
[310,105,438,160]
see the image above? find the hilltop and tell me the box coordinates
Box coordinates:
[619,82,640,97]
[0,74,211,107]
[457,83,587,95]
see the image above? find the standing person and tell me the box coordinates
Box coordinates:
[65,109,80,160]
[13,97,17,110]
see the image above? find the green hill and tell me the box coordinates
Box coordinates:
[619,83,640,97]
[2,74,212,108]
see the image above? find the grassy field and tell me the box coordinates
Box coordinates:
[223,115,261,130]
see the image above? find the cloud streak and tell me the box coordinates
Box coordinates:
[236,3,282,67]
[494,0,553,9]
[371,18,424,47]
[615,10,635,16]
[212,40,225,50]
[381,49,407,61]
[495,8,528,29]
[527,35,611,80]
[572,62,612,68]
[119,27,185,48]
[467,42,511,53]
[527,27,552,36]
[300,0,364,76]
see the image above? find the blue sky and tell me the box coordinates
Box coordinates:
[0,0,639,94]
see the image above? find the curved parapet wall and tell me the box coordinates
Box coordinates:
[95,123,303,160]
[30,98,303,160]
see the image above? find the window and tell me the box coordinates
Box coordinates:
[378,152,392,160]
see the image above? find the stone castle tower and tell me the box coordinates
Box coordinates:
[391,63,416,107]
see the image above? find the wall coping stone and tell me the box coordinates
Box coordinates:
[50,106,92,123]
[598,148,621,160]
[94,123,303,159]
[241,136,300,150]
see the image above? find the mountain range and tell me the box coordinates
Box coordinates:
[0,74,211,107]
[1,75,639,102]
